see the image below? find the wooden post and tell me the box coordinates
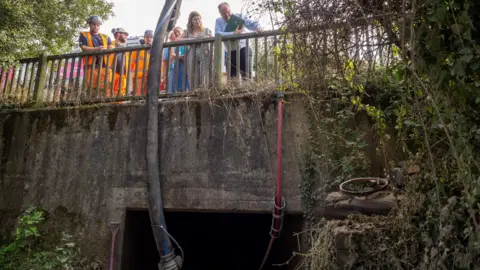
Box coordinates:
[213,34,223,86]
[33,53,48,105]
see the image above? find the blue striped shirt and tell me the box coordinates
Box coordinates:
[214,13,261,50]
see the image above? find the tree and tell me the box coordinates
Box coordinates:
[0,0,114,63]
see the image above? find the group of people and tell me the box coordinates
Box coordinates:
[79,2,264,97]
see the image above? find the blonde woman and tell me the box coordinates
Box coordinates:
[179,12,212,89]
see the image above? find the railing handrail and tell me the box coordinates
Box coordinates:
[19,57,41,64]
[165,37,215,47]
[0,57,40,66]
[164,30,282,46]
[47,45,153,60]
[34,30,283,62]
[221,30,281,41]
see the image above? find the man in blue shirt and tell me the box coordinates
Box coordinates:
[215,2,263,80]
[79,16,114,66]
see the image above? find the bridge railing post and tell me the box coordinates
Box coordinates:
[213,34,223,87]
[33,53,48,105]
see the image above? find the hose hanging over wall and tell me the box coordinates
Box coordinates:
[146,0,183,269]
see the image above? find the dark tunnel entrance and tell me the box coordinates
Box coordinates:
[121,209,304,270]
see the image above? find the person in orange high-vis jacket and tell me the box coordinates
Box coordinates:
[111,27,130,97]
[79,15,114,97]
[130,30,153,96]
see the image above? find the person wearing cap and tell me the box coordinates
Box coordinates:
[130,30,153,95]
[111,27,130,97]
[79,15,114,96]
[111,27,129,48]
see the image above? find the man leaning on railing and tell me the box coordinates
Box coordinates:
[111,27,130,97]
[79,15,114,97]
[214,2,263,80]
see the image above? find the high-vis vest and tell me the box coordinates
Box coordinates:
[81,32,111,67]
[131,50,150,77]
[112,42,130,74]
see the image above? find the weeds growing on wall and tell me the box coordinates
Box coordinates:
[254,0,480,268]
[0,206,99,270]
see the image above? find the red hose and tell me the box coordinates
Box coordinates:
[276,99,283,213]
[109,235,116,270]
[108,223,120,270]
[259,98,284,270]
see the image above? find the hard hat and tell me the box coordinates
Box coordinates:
[144,30,153,37]
[87,15,103,25]
[111,27,129,36]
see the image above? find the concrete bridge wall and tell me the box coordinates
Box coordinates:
[0,93,309,266]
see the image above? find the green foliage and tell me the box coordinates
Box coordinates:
[0,206,98,270]
[0,0,114,63]
[15,206,44,242]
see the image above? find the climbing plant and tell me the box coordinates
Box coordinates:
[255,0,480,269]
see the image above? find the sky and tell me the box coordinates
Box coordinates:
[88,0,273,38]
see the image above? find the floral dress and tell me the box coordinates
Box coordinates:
[185,28,212,89]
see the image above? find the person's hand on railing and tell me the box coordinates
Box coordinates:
[257,27,264,33]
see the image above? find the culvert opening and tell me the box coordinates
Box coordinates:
[121,209,304,270]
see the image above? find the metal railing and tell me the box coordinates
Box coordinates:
[0,30,282,107]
